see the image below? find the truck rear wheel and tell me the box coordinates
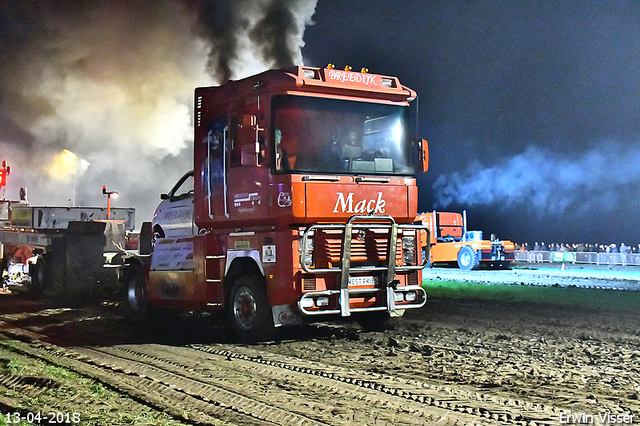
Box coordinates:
[124,264,151,323]
[227,274,274,342]
[457,246,479,270]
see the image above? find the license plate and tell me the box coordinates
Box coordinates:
[349,276,375,286]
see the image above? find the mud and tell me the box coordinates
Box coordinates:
[0,271,638,425]
[425,263,640,290]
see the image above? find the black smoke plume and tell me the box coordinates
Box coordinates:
[183,0,315,83]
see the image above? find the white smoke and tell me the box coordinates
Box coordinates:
[433,143,640,218]
[0,0,317,227]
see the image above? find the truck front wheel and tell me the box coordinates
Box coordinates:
[457,246,479,270]
[227,274,274,342]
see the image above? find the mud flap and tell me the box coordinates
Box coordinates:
[340,287,350,317]
[386,286,397,314]
[271,304,302,327]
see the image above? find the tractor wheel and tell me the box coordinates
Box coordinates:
[151,227,165,252]
[124,264,151,323]
[28,254,47,296]
[457,246,479,270]
[422,248,432,268]
[227,274,274,342]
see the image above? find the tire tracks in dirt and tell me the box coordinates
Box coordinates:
[0,289,639,425]
[0,323,557,425]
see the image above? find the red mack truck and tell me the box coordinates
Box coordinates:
[124,65,430,341]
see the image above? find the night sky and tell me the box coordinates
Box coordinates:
[302,0,640,247]
[1,1,640,247]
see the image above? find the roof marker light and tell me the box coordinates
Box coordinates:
[302,69,317,79]
[361,68,369,73]
[344,65,352,71]
[381,78,395,87]
[327,63,335,69]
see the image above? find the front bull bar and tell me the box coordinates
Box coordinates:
[298,215,430,317]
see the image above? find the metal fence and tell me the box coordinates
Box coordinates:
[515,250,640,266]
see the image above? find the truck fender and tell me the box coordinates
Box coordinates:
[225,250,264,277]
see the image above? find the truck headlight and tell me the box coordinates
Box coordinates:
[316,297,329,307]
[402,236,416,250]
[403,250,416,264]
[402,235,417,264]
[301,237,314,267]
[304,253,313,267]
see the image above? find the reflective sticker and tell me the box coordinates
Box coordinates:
[150,238,194,271]
[262,244,276,263]
[277,191,292,207]
[234,240,251,250]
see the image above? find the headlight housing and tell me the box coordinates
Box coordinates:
[402,234,417,265]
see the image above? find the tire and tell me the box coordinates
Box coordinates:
[356,311,391,332]
[124,264,151,323]
[457,246,479,271]
[151,227,165,251]
[28,254,46,296]
[422,248,432,268]
[227,274,274,343]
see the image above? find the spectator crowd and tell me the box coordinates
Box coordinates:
[516,242,637,255]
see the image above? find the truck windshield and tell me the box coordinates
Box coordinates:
[272,95,415,175]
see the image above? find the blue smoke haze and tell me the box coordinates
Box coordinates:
[428,142,640,244]
[433,143,640,218]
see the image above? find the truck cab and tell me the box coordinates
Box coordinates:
[125,66,430,341]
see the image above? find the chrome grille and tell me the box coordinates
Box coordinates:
[315,229,402,267]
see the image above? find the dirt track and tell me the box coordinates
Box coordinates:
[0,271,639,425]
[425,263,640,290]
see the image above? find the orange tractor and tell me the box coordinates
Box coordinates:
[416,211,514,270]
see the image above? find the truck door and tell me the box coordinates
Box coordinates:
[202,114,269,221]
[226,114,269,220]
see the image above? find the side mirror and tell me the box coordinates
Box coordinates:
[420,139,429,173]
[160,193,169,200]
[413,139,429,173]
